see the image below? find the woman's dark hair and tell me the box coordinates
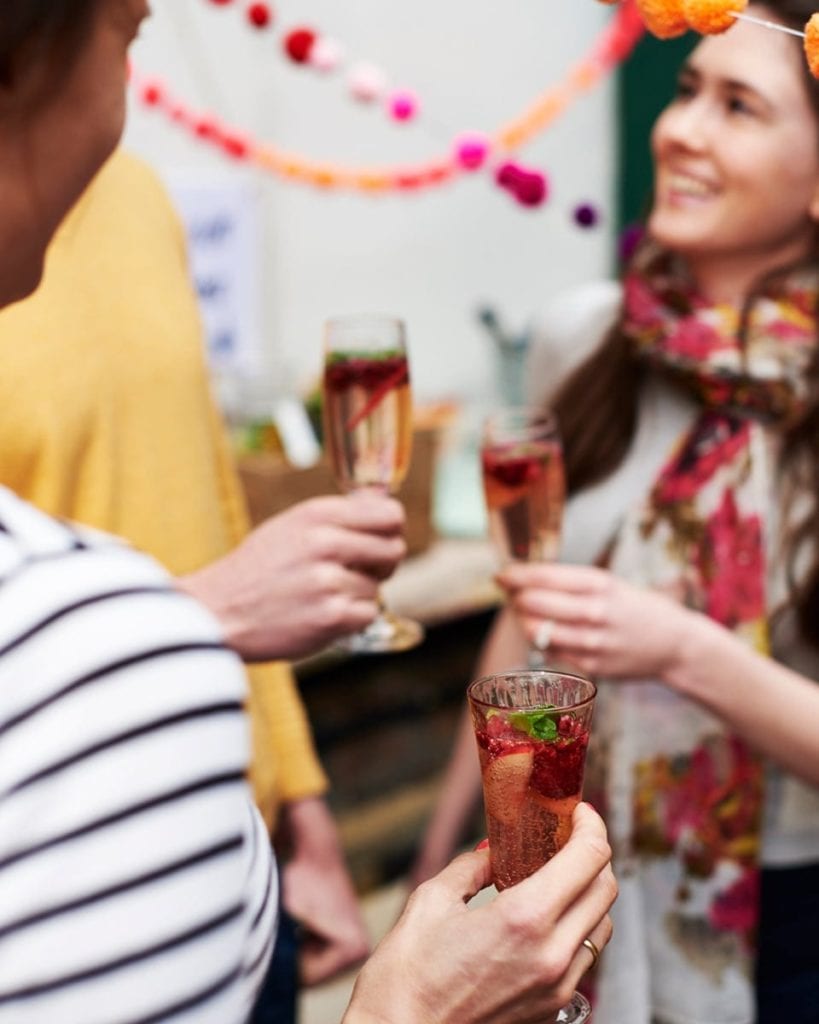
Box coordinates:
[551,0,819,646]
[0,0,99,89]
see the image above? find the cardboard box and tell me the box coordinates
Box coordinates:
[238,427,439,556]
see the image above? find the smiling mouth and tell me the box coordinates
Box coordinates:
[662,172,717,201]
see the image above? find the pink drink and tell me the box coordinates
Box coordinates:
[468,672,595,891]
[482,440,565,562]
[323,353,412,493]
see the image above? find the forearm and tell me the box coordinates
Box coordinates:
[665,611,819,787]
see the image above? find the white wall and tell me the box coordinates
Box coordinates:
[125,0,616,407]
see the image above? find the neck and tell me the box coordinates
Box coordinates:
[686,239,814,307]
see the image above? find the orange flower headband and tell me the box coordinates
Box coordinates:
[598,0,819,77]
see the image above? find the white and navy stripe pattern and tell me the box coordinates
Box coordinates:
[0,488,276,1023]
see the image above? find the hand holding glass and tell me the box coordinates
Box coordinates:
[322,315,424,653]
[468,669,597,1023]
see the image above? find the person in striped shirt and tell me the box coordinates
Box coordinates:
[0,2,616,1021]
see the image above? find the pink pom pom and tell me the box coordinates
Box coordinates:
[495,162,549,208]
[388,89,419,122]
[348,63,388,103]
[454,133,490,171]
[309,37,344,73]
[513,171,547,207]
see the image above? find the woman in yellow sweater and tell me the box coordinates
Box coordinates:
[0,146,367,1020]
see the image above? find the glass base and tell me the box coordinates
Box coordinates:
[335,611,424,654]
[553,992,591,1023]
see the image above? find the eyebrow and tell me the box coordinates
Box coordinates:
[679,64,773,110]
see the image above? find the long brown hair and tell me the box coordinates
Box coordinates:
[552,0,819,647]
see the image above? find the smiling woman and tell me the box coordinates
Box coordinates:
[414,3,819,1023]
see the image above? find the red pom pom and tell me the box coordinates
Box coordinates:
[140,79,164,106]
[284,28,316,63]
[222,133,250,160]
[195,118,219,141]
[247,2,272,28]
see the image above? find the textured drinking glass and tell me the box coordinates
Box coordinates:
[323,315,424,653]
[468,670,597,1024]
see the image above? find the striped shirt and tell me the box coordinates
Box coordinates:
[0,488,276,1023]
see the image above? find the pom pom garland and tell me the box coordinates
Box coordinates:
[682,0,747,34]
[348,63,388,102]
[635,0,688,38]
[247,2,272,29]
[454,134,491,171]
[309,37,344,73]
[133,1,644,210]
[629,0,819,81]
[388,90,419,121]
[284,28,316,63]
[574,203,600,227]
[805,14,819,78]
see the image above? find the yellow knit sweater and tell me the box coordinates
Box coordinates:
[0,149,327,830]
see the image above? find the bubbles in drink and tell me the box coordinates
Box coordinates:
[323,352,413,492]
[474,709,589,890]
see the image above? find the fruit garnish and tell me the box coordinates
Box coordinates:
[483,748,534,825]
[509,706,559,742]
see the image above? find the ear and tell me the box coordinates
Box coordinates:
[809,177,819,223]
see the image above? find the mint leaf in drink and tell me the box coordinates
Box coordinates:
[327,349,403,364]
[509,707,558,742]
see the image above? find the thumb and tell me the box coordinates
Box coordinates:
[428,849,493,905]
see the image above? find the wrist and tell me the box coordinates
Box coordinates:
[663,607,724,700]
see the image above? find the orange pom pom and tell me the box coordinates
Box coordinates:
[805,14,819,79]
[635,0,688,39]
[682,0,747,35]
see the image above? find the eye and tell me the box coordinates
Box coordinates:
[675,78,697,101]
[726,94,756,116]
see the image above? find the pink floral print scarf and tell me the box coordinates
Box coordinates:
[588,242,818,1024]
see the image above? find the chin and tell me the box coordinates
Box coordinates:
[0,256,45,310]
[648,211,710,256]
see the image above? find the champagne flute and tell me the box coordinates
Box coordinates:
[322,314,424,653]
[481,406,565,666]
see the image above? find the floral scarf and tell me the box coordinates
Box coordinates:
[589,242,818,1024]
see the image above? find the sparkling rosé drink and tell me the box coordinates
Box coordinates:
[323,351,412,493]
[468,670,596,891]
[481,408,565,564]
[321,315,423,654]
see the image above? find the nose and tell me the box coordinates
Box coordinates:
[654,96,713,155]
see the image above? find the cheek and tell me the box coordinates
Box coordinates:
[737,144,819,221]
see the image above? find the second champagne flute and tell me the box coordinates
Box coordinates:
[481,406,565,665]
[322,315,424,653]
